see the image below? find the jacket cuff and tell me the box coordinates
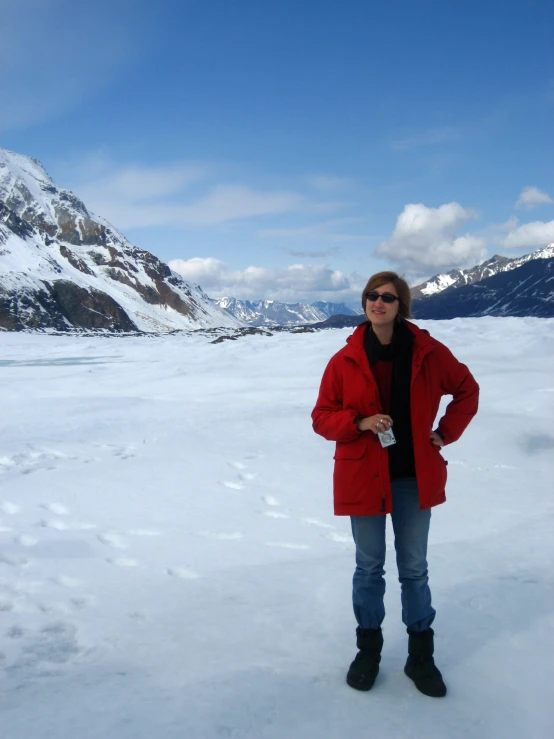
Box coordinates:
[434,428,447,443]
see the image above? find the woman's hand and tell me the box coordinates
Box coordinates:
[430,431,444,447]
[357,414,393,434]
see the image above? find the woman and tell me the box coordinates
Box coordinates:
[311,271,479,697]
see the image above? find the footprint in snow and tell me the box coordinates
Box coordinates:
[1,501,20,515]
[262,495,280,507]
[0,553,29,568]
[198,530,244,540]
[39,519,96,531]
[167,567,200,579]
[15,535,38,547]
[7,625,26,639]
[228,461,247,470]
[128,611,148,623]
[70,596,94,610]
[301,517,334,529]
[96,444,136,460]
[264,542,310,550]
[97,533,128,550]
[52,575,81,589]
[324,532,352,544]
[41,503,69,515]
[107,558,138,567]
[115,446,136,460]
[28,621,81,666]
[221,481,243,490]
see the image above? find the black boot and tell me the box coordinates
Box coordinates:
[404,628,447,697]
[346,627,383,691]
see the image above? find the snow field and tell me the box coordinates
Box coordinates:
[0,317,553,738]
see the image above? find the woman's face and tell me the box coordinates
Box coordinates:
[364,281,400,327]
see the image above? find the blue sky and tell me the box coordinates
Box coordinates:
[1,0,553,303]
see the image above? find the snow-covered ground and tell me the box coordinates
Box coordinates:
[1,318,553,739]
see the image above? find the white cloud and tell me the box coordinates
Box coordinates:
[492,216,520,233]
[515,187,553,210]
[375,202,487,271]
[169,257,363,303]
[178,186,305,225]
[77,162,208,206]
[501,220,554,249]
[67,156,354,230]
[73,160,309,228]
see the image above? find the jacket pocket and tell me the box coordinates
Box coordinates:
[334,437,367,460]
[431,443,448,466]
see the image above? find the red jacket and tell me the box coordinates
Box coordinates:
[312,321,479,515]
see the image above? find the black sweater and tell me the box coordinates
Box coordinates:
[364,322,416,480]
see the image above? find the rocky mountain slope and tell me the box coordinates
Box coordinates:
[411,257,554,319]
[0,148,239,332]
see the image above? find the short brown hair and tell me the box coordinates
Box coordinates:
[361,271,412,319]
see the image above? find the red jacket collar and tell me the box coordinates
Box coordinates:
[343,320,434,363]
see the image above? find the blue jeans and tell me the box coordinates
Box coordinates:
[350,478,436,632]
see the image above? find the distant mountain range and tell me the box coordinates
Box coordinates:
[0,148,238,332]
[214,297,361,326]
[217,246,554,326]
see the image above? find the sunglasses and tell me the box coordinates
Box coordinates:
[365,291,399,304]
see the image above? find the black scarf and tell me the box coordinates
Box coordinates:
[364,320,416,479]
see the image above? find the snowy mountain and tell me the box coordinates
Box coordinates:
[311,300,363,317]
[412,257,554,319]
[411,245,554,299]
[0,148,239,332]
[215,297,360,326]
